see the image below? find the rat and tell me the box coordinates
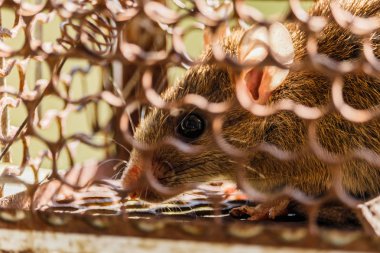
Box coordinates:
[121,0,380,221]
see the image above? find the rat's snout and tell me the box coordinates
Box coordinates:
[121,154,177,202]
[121,163,151,200]
[121,164,142,191]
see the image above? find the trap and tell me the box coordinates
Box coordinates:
[0,0,379,252]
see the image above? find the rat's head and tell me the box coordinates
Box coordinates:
[121,23,295,202]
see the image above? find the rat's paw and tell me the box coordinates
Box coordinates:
[230,198,290,221]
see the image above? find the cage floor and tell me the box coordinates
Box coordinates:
[0,180,379,252]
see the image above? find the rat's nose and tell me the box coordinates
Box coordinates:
[121,164,142,190]
[122,164,159,202]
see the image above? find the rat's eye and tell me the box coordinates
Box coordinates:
[176,113,205,140]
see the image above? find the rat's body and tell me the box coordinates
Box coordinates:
[122,0,380,212]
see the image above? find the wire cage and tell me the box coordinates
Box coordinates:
[0,0,379,252]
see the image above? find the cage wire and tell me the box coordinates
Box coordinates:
[0,0,378,252]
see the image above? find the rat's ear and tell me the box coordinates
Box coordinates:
[239,22,294,104]
[203,27,213,47]
[203,22,231,47]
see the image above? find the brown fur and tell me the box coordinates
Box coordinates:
[123,0,380,201]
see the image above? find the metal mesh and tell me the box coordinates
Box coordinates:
[0,0,379,251]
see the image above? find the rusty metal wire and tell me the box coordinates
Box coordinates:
[0,0,379,251]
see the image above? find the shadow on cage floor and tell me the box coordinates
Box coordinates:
[0,178,364,232]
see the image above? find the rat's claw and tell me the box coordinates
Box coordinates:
[230,198,290,221]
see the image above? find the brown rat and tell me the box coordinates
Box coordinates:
[121,0,380,219]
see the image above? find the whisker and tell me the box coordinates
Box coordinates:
[127,111,137,134]
[158,160,208,181]
[174,107,196,130]
[89,135,131,155]
[164,173,221,186]
[160,113,171,127]
[98,158,127,169]
[112,165,126,180]
[109,138,131,155]
[140,105,147,120]
[227,159,266,179]
[143,186,148,202]
[227,137,248,144]
[96,159,126,180]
